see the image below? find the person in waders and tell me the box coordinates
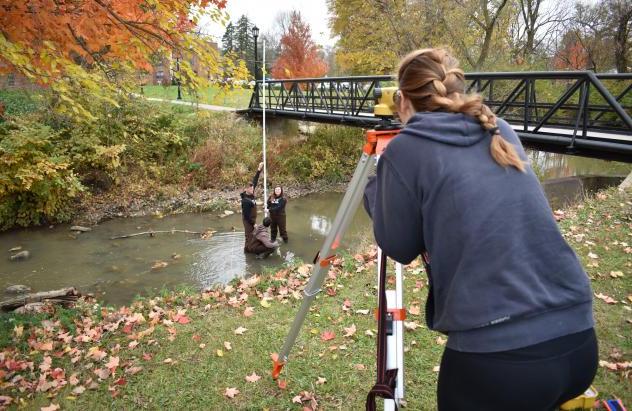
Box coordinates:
[241,162,264,251]
[364,48,597,411]
[267,186,288,243]
[245,217,280,259]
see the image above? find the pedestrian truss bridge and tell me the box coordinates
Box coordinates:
[246,71,632,162]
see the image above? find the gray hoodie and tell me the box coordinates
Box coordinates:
[364,112,593,353]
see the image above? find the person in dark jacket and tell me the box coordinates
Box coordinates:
[267,186,288,243]
[364,48,597,411]
[241,162,263,250]
[245,217,280,258]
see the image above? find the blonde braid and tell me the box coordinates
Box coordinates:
[398,48,527,173]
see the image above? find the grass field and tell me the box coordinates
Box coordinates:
[0,187,630,410]
[141,85,253,108]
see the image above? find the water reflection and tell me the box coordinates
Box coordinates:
[528,150,630,180]
[310,215,332,236]
[188,232,246,288]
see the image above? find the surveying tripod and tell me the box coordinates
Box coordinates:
[272,122,406,410]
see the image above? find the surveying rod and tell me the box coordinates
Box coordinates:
[262,41,268,216]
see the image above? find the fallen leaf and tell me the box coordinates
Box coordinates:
[343,324,357,338]
[216,349,224,357]
[94,368,110,380]
[365,330,375,337]
[408,305,421,316]
[13,324,23,338]
[38,341,54,351]
[0,396,12,406]
[433,365,441,372]
[260,299,271,308]
[321,331,336,341]
[163,358,173,364]
[72,386,86,395]
[436,336,447,346]
[595,293,617,304]
[277,379,287,389]
[234,326,248,335]
[588,252,599,259]
[40,404,60,411]
[192,335,201,342]
[316,377,327,385]
[113,377,126,386]
[177,316,191,324]
[245,372,261,383]
[243,307,254,317]
[224,341,232,351]
[404,321,421,331]
[69,373,80,386]
[105,356,120,371]
[128,341,139,349]
[199,343,206,349]
[610,271,624,278]
[125,366,143,375]
[354,364,366,370]
[224,387,239,398]
[151,261,168,270]
[292,394,303,404]
[142,353,152,361]
[39,356,52,372]
[355,309,370,315]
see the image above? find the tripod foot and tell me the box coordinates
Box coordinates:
[271,354,285,380]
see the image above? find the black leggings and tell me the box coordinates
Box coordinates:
[438,329,598,411]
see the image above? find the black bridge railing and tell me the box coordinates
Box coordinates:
[246,71,632,162]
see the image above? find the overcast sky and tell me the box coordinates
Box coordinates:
[201,0,335,48]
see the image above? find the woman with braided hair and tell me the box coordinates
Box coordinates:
[364,48,597,410]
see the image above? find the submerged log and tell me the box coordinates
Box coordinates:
[110,229,202,240]
[0,287,79,312]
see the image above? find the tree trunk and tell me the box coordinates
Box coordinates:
[1,287,79,312]
[613,8,631,73]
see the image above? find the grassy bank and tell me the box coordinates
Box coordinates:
[0,187,629,410]
[141,85,252,109]
[0,93,363,230]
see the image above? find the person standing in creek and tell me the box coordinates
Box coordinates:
[267,185,289,243]
[240,162,264,250]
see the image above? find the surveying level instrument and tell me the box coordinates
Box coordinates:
[272,86,407,409]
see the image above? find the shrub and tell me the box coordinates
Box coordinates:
[0,118,83,229]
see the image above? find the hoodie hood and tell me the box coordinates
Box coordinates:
[401,112,489,147]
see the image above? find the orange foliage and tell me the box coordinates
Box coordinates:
[271,11,328,80]
[0,0,226,80]
[553,41,589,70]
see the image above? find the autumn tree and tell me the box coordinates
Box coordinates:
[329,0,513,74]
[271,11,328,79]
[0,0,230,119]
[553,32,589,69]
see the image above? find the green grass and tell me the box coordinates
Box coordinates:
[1,188,630,410]
[141,85,253,108]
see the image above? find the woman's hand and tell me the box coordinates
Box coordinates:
[258,162,264,171]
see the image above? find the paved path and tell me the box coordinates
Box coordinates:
[145,97,236,112]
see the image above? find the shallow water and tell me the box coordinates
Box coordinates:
[0,152,629,305]
[0,192,371,305]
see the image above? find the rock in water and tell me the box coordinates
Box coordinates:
[9,250,30,261]
[8,246,22,252]
[6,284,32,294]
[70,225,92,232]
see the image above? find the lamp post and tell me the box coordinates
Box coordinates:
[252,25,260,107]
[175,56,182,100]
[252,25,259,81]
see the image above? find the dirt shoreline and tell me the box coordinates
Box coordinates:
[71,180,349,226]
